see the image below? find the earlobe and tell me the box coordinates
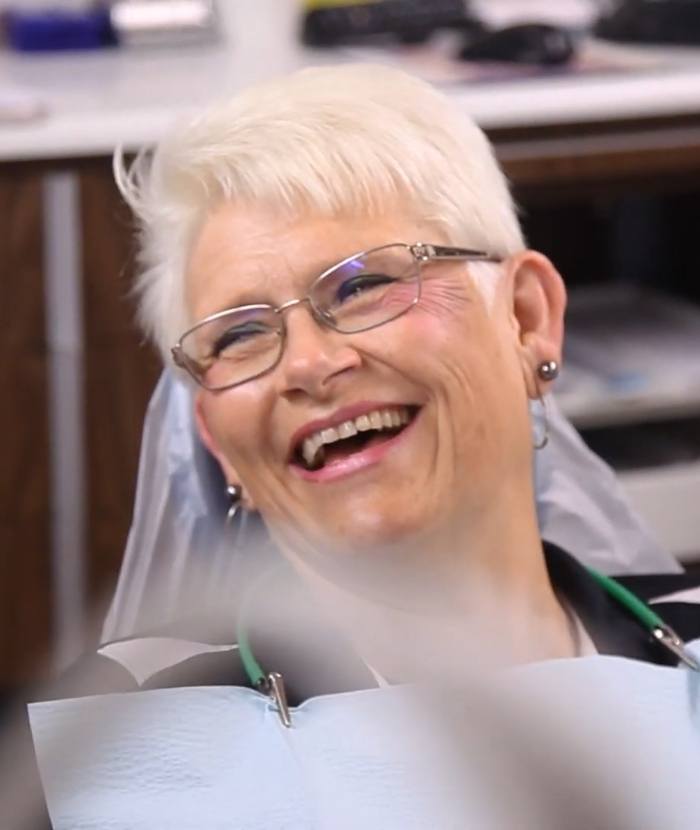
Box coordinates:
[193,393,230,474]
[506,250,567,398]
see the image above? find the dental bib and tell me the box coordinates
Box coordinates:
[29,642,700,830]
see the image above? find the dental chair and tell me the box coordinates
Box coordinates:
[103,372,680,641]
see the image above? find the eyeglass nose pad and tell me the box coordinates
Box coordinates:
[314,305,337,327]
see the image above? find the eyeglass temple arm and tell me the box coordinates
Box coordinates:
[172,344,203,376]
[410,243,502,263]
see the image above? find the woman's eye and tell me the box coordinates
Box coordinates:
[335,273,396,304]
[211,321,269,356]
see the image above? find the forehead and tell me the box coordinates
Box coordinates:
[185,201,427,321]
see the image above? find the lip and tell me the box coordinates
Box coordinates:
[289,405,421,484]
[288,400,417,461]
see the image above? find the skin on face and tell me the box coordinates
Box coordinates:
[190,202,566,593]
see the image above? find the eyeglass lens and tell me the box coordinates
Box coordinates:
[181,244,420,389]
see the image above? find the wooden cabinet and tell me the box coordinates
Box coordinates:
[0,169,51,685]
[80,164,161,603]
[0,161,159,688]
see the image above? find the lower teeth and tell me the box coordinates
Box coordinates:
[305,427,402,470]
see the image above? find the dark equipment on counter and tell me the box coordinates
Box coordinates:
[458,23,576,65]
[595,0,700,46]
[301,0,478,46]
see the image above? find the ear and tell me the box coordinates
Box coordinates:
[504,250,566,399]
[193,392,257,511]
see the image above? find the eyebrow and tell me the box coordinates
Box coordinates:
[213,290,274,313]
[209,252,364,315]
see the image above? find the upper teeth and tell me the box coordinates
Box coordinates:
[301,407,411,468]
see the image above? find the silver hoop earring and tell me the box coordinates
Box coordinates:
[537,359,559,382]
[533,393,550,451]
[226,484,243,524]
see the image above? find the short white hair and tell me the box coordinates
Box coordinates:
[115,64,525,361]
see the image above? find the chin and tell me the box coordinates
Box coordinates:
[323,505,430,557]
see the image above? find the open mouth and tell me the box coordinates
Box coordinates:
[292,405,419,472]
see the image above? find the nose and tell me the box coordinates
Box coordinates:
[277,302,361,400]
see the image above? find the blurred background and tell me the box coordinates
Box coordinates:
[2,0,700,702]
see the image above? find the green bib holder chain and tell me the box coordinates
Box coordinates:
[236,566,700,728]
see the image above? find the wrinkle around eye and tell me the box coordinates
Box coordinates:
[415,276,475,320]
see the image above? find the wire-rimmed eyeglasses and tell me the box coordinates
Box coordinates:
[172,242,501,391]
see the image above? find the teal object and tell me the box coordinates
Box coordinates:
[235,568,700,707]
[586,568,700,670]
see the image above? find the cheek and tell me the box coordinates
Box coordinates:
[404,279,529,456]
[389,283,471,374]
[417,276,523,379]
[202,384,271,469]
[408,279,495,383]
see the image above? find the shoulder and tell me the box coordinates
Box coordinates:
[616,570,700,602]
[95,636,243,688]
[616,570,700,644]
[50,635,246,699]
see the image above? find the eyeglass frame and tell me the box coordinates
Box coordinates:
[172,242,502,391]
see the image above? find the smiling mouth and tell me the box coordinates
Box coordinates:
[292,406,419,472]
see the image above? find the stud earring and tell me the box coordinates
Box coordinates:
[537,359,560,382]
[226,483,243,524]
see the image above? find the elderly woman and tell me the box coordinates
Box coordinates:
[17,63,700,830]
[90,64,700,696]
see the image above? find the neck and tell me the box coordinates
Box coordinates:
[289,487,577,684]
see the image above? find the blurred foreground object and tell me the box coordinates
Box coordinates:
[102,371,678,642]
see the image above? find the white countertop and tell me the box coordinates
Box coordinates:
[2,0,700,163]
